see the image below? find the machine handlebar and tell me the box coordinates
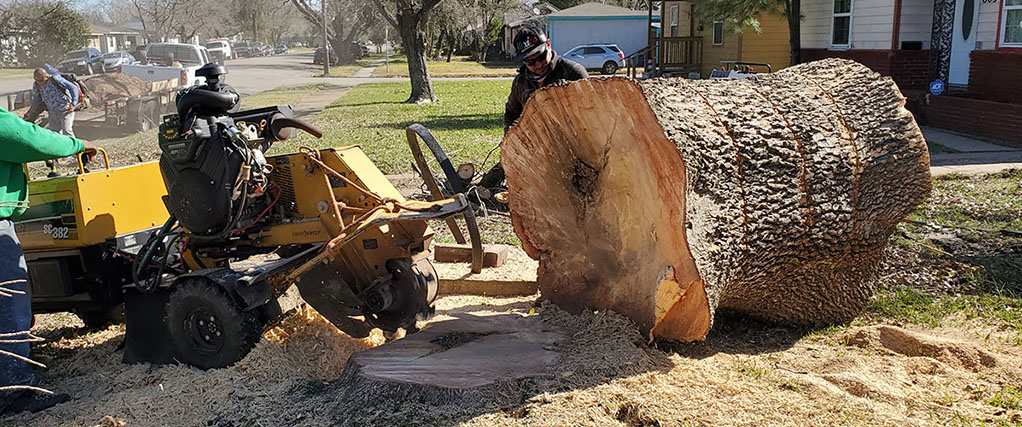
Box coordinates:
[269,114,323,140]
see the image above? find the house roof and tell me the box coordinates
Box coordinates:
[504,2,559,27]
[545,2,647,19]
[89,23,141,35]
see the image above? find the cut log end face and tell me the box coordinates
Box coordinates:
[503,78,709,341]
[503,59,931,341]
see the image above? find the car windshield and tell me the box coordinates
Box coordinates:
[102,52,122,59]
[148,45,205,66]
[62,50,88,61]
[206,42,226,49]
[608,46,622,52]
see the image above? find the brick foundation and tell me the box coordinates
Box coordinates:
[968,51,1022,105]
[921,95,1022,147]
[801,49,933,90]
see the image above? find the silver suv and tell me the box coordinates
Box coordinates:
[563,44,625,74]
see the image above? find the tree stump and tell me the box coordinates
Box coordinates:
[335,313,564,406]
[501,59,931,341]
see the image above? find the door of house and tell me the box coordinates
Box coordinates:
[949,0,980,85]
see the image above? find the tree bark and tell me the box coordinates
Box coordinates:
[786,0,802,65]
[372,0,441,104]
[400,18,437,103]
[501,59,931,341]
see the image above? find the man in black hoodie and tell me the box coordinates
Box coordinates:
[478,26,587,190]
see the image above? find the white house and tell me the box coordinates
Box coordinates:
[800,0,1022,145]
[544,3,650,57]
[88,24,146,54]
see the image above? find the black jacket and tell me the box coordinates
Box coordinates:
[504,52,588,132]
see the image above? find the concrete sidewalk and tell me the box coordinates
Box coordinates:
[923,126,1022,176]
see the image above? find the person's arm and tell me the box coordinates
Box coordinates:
[24,86,43,121]
[52,75,79,105]
[0,107,84,163]
[504,78,524,134]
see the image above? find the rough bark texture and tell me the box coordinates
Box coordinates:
[501,59,931,341]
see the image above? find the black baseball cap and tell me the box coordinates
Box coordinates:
[513,26,548,62]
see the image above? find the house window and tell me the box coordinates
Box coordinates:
[831,0,853,47]
[670,5,679,37]
[712,21,724,45]
[1004,0,1022,46]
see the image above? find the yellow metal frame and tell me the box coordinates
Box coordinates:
[18,158,170,251]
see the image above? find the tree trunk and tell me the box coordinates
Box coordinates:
[399,16,437,104]
[501,59,931,341]
[446,34,455,62]
[787,0,802,64]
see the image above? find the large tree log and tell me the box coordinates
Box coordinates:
[502,59,931,341]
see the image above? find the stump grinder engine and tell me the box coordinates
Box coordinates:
[124,63,480,368]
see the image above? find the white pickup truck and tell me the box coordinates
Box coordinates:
[120,43,212,87]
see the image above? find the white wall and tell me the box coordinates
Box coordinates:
[548,18,649,57]
[899,0,934,49]
[801,0,832,48]
[976,0,1002,50]
[801,0,895,50]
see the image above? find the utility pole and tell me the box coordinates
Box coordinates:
[322,0,330,75]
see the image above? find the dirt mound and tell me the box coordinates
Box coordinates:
[846,325,1001,370]
[82,74,152,104]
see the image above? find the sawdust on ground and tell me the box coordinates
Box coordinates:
[6,294,1021,427]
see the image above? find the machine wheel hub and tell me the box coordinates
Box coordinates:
[184,307,225,356]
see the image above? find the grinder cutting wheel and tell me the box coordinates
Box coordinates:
[124,63,480,368]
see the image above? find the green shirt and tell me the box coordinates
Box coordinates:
[0,106,84,219]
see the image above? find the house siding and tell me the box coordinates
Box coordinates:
[976,0,1000,49]
[801,0,894,49]
[740,13,791,70]
[694,21,741,76]
[899,0,934,49]
[663,1,694,37]
[547,18,649,57]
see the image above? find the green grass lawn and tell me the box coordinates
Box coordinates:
[372,56,518,78]
[275,79,508,175]
[241,83,334,108]
[0,68,33,80]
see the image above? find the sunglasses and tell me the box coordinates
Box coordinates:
[523,49,548,66]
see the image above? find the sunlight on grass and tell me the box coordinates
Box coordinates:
[277,80,509,175]
[372,56,517,78]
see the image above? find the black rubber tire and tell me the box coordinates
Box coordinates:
[602,61,618,75]
[166,279,262,369]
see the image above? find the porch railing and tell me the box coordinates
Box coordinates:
[659,36,702,72]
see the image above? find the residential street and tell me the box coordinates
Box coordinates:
[1,52,509,99]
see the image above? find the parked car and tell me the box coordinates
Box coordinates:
[563,44,625,75]
[99,51,137,73]
[58,48,102,75]
[234,41,253,57]
[350,42,368,59]
[313,46,340,65]
[274,44,289,55]
[250,42,270,56]
[205,40,233,64]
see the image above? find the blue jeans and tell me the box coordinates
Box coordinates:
[0,219,33,404]
[47,109,75,138]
